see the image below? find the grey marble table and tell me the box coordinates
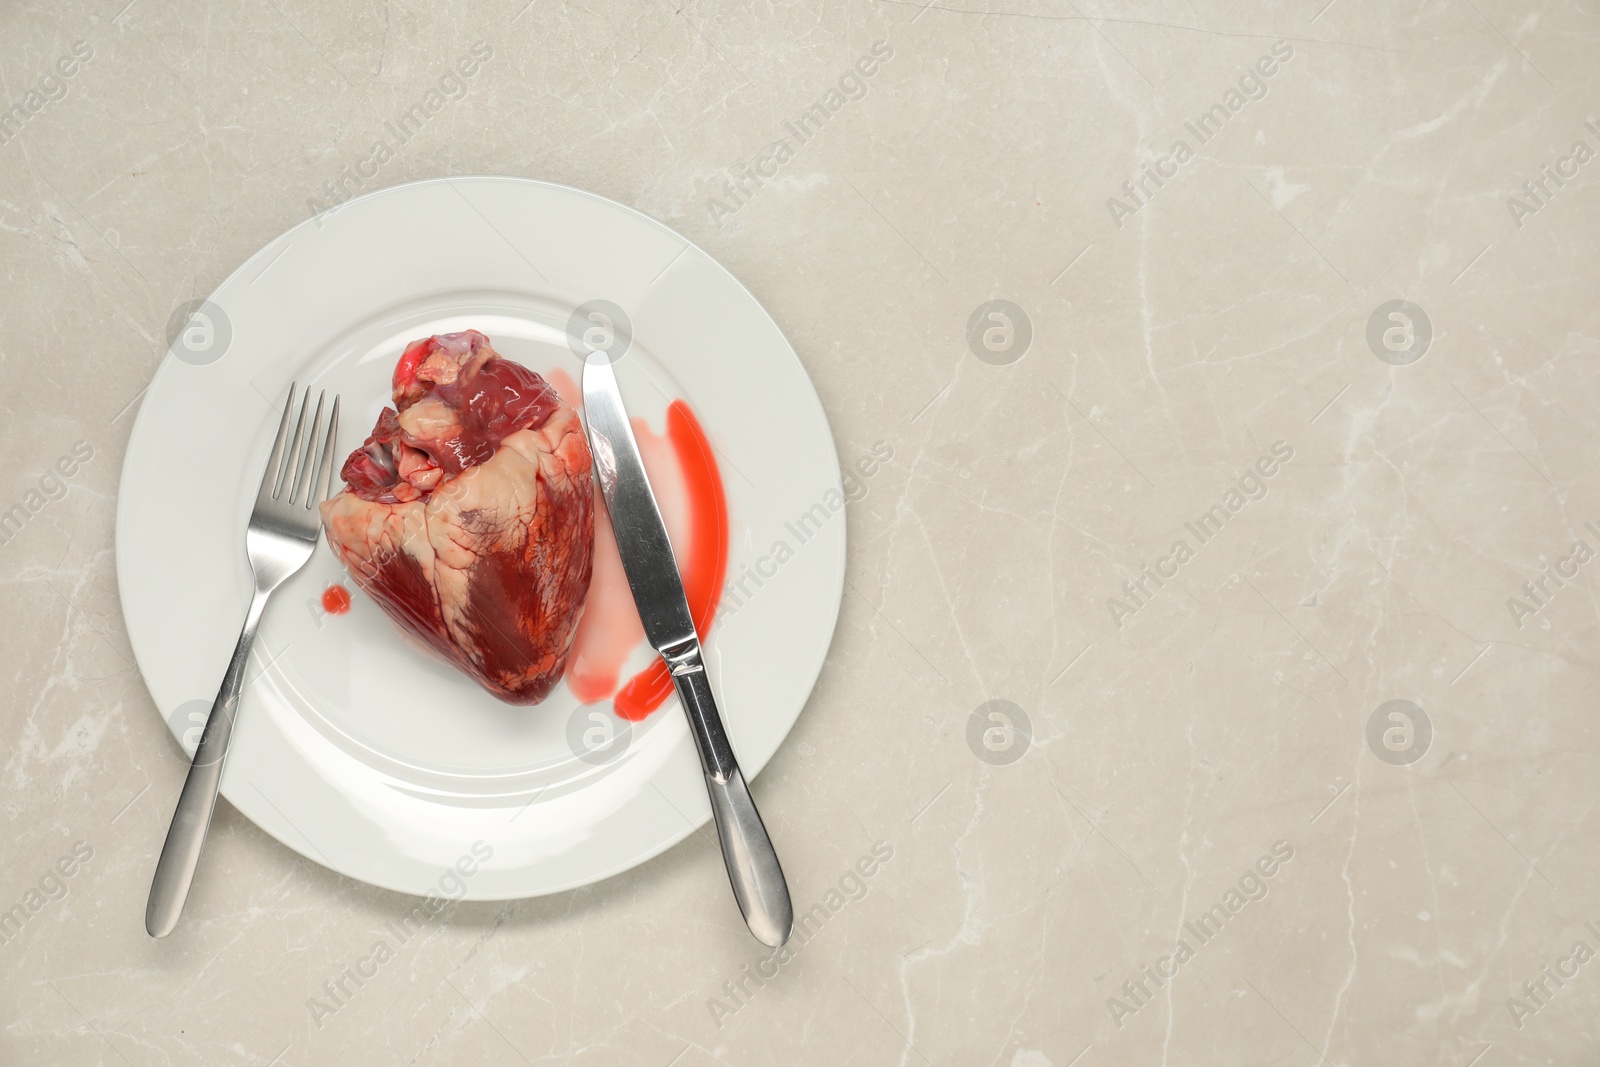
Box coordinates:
[3,1,1598,1064]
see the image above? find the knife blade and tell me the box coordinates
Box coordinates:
[581,353,794,947]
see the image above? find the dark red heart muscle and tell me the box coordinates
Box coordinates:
[320,330,595,705]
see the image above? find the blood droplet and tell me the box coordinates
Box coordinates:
[322,584,352,615]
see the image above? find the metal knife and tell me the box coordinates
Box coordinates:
[581,353,794,947]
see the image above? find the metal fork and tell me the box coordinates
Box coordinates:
[145,384,340,938]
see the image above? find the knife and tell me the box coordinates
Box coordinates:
[581,353,794,947]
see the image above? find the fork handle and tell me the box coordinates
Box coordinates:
[145,586,271,938]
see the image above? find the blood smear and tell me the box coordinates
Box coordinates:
[612,401,727,721]
[544,367,728,719]
[564,412,684,702]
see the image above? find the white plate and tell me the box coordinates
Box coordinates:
[116,177,845,900]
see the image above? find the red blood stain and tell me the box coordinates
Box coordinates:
[321,584,352,615]
[613,401,728,721]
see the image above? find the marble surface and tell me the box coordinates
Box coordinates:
[4,0,1600,1064]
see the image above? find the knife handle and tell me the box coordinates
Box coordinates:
[704,766,794,948]
[666,648,794,947]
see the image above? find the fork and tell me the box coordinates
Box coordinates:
[145,384,340,938]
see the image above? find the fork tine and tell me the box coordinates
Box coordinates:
[290,391,326,506]
[257,382,297,503]
[277,388,312,498]
[314,395,341,509]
